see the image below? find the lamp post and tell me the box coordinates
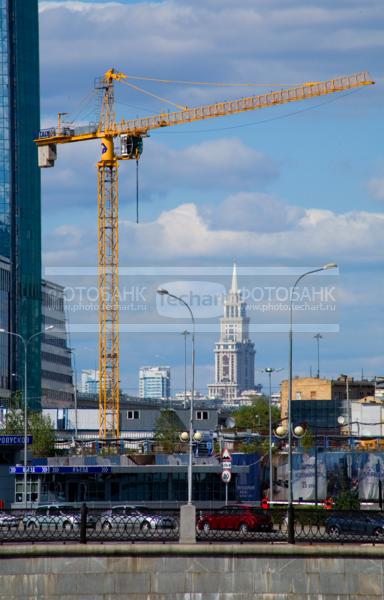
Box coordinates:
[314,334,323,378]
[340,374,351,439]
[287,263,337,543]
[68,347,78,438]
[157,289,195,504]
[181,330,190,409]
[264,367,283,503]
[0,325,54,507]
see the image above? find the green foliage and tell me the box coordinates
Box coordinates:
[2,407,24,434]
[0,408,55,457]
[237,440,262,454]
[300,429,315,451]
[28,412,55,457]
[233,397,280,432]
[9,391,23,410]
[154,409,185,454]
[333,490,360,510]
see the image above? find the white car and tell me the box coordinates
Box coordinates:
[100,505,177,533]
[23,505,81,531]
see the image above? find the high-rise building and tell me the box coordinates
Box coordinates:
[208,264,255,402]
[80,369,100,394]
[41,281,74,406]
[0,256,10,401]
[0,0,42,408]
[139,366,171,400]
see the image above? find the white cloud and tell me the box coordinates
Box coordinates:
[38,0,384,120]
[206,192,303,232]
[41,137,277,214]
[43,198,384,267]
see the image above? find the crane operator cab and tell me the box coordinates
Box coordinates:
[120,135,143,160]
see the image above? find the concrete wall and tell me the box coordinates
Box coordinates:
[0,543,384,599]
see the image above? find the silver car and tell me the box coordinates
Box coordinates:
[100,505,177,533]
[23,505,80,531]
[0,511,19,528]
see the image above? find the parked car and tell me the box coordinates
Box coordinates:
[23,504,96,531]
[99,505,177,532]
[0,511,19,528]
[325,512,384,537]
[197,504,273,534]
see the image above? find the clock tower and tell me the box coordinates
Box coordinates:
[208,264,255,402]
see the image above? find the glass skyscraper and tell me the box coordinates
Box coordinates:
[0,0,42,408]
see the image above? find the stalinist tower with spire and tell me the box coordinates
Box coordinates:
[208,264,255,402]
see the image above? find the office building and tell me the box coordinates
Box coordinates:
[0,0,42,408]
[41,280,74,407]
[208,264,255,402]
[80,369,100,394]
[0,257,10,401]
[280,376,375,433]
[139,366,171,400]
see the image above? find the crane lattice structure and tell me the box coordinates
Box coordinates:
[35,70,374,440]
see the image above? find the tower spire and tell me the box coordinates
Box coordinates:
[230,262,238,293]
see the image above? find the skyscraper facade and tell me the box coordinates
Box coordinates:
[0,256,10,400]
[208,265,255,402]
[139,366,171,400]
[80,369,100,395]
[0,0,42,408]
[41,280,74,406]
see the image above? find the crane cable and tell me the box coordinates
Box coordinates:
[119,79,187,111]
[124,74,307,88]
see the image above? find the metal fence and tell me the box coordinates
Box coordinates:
[0,506,384,544]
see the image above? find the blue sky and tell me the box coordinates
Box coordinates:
[38,0,384,395]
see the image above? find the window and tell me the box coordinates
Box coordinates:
[296,391,302,400]
[310,391,317,399]
[127,410,140,420]
[196,410,208,420]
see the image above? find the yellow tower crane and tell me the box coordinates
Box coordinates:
[35,70,374,440]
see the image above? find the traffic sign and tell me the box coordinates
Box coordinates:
[221,448,232,460]
[222,461,232,470]
[221,470,232,483]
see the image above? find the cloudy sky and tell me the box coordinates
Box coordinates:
[39,0,384,396]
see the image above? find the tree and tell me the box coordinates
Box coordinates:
[28,412,55,457]
[300,429,315,451]
[233,397,280,433]
[333,490,359,510]
[1,407,23,435]
[154,409,185,454]
[0,408,55,457]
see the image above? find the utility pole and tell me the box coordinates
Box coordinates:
[314,334,322,378]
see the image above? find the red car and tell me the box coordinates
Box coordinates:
[197,504,273,534]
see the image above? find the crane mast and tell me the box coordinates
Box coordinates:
[35,70,374,441]
[96,72,121,440]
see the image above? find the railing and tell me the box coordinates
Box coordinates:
[1,506,384,544]
[196,507,384,544]
[0,506,179,544]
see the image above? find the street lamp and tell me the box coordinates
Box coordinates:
[263,367,283,503]
[157,288,195,505]
[181,330,190,408]
[287,262,337,543]
[0,325,54,507]
[314,334,323,378]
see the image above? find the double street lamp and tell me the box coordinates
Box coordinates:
[0,325,54,507]
[157,289,195,505]
[287,263,337,543]
[263,367,283,503]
